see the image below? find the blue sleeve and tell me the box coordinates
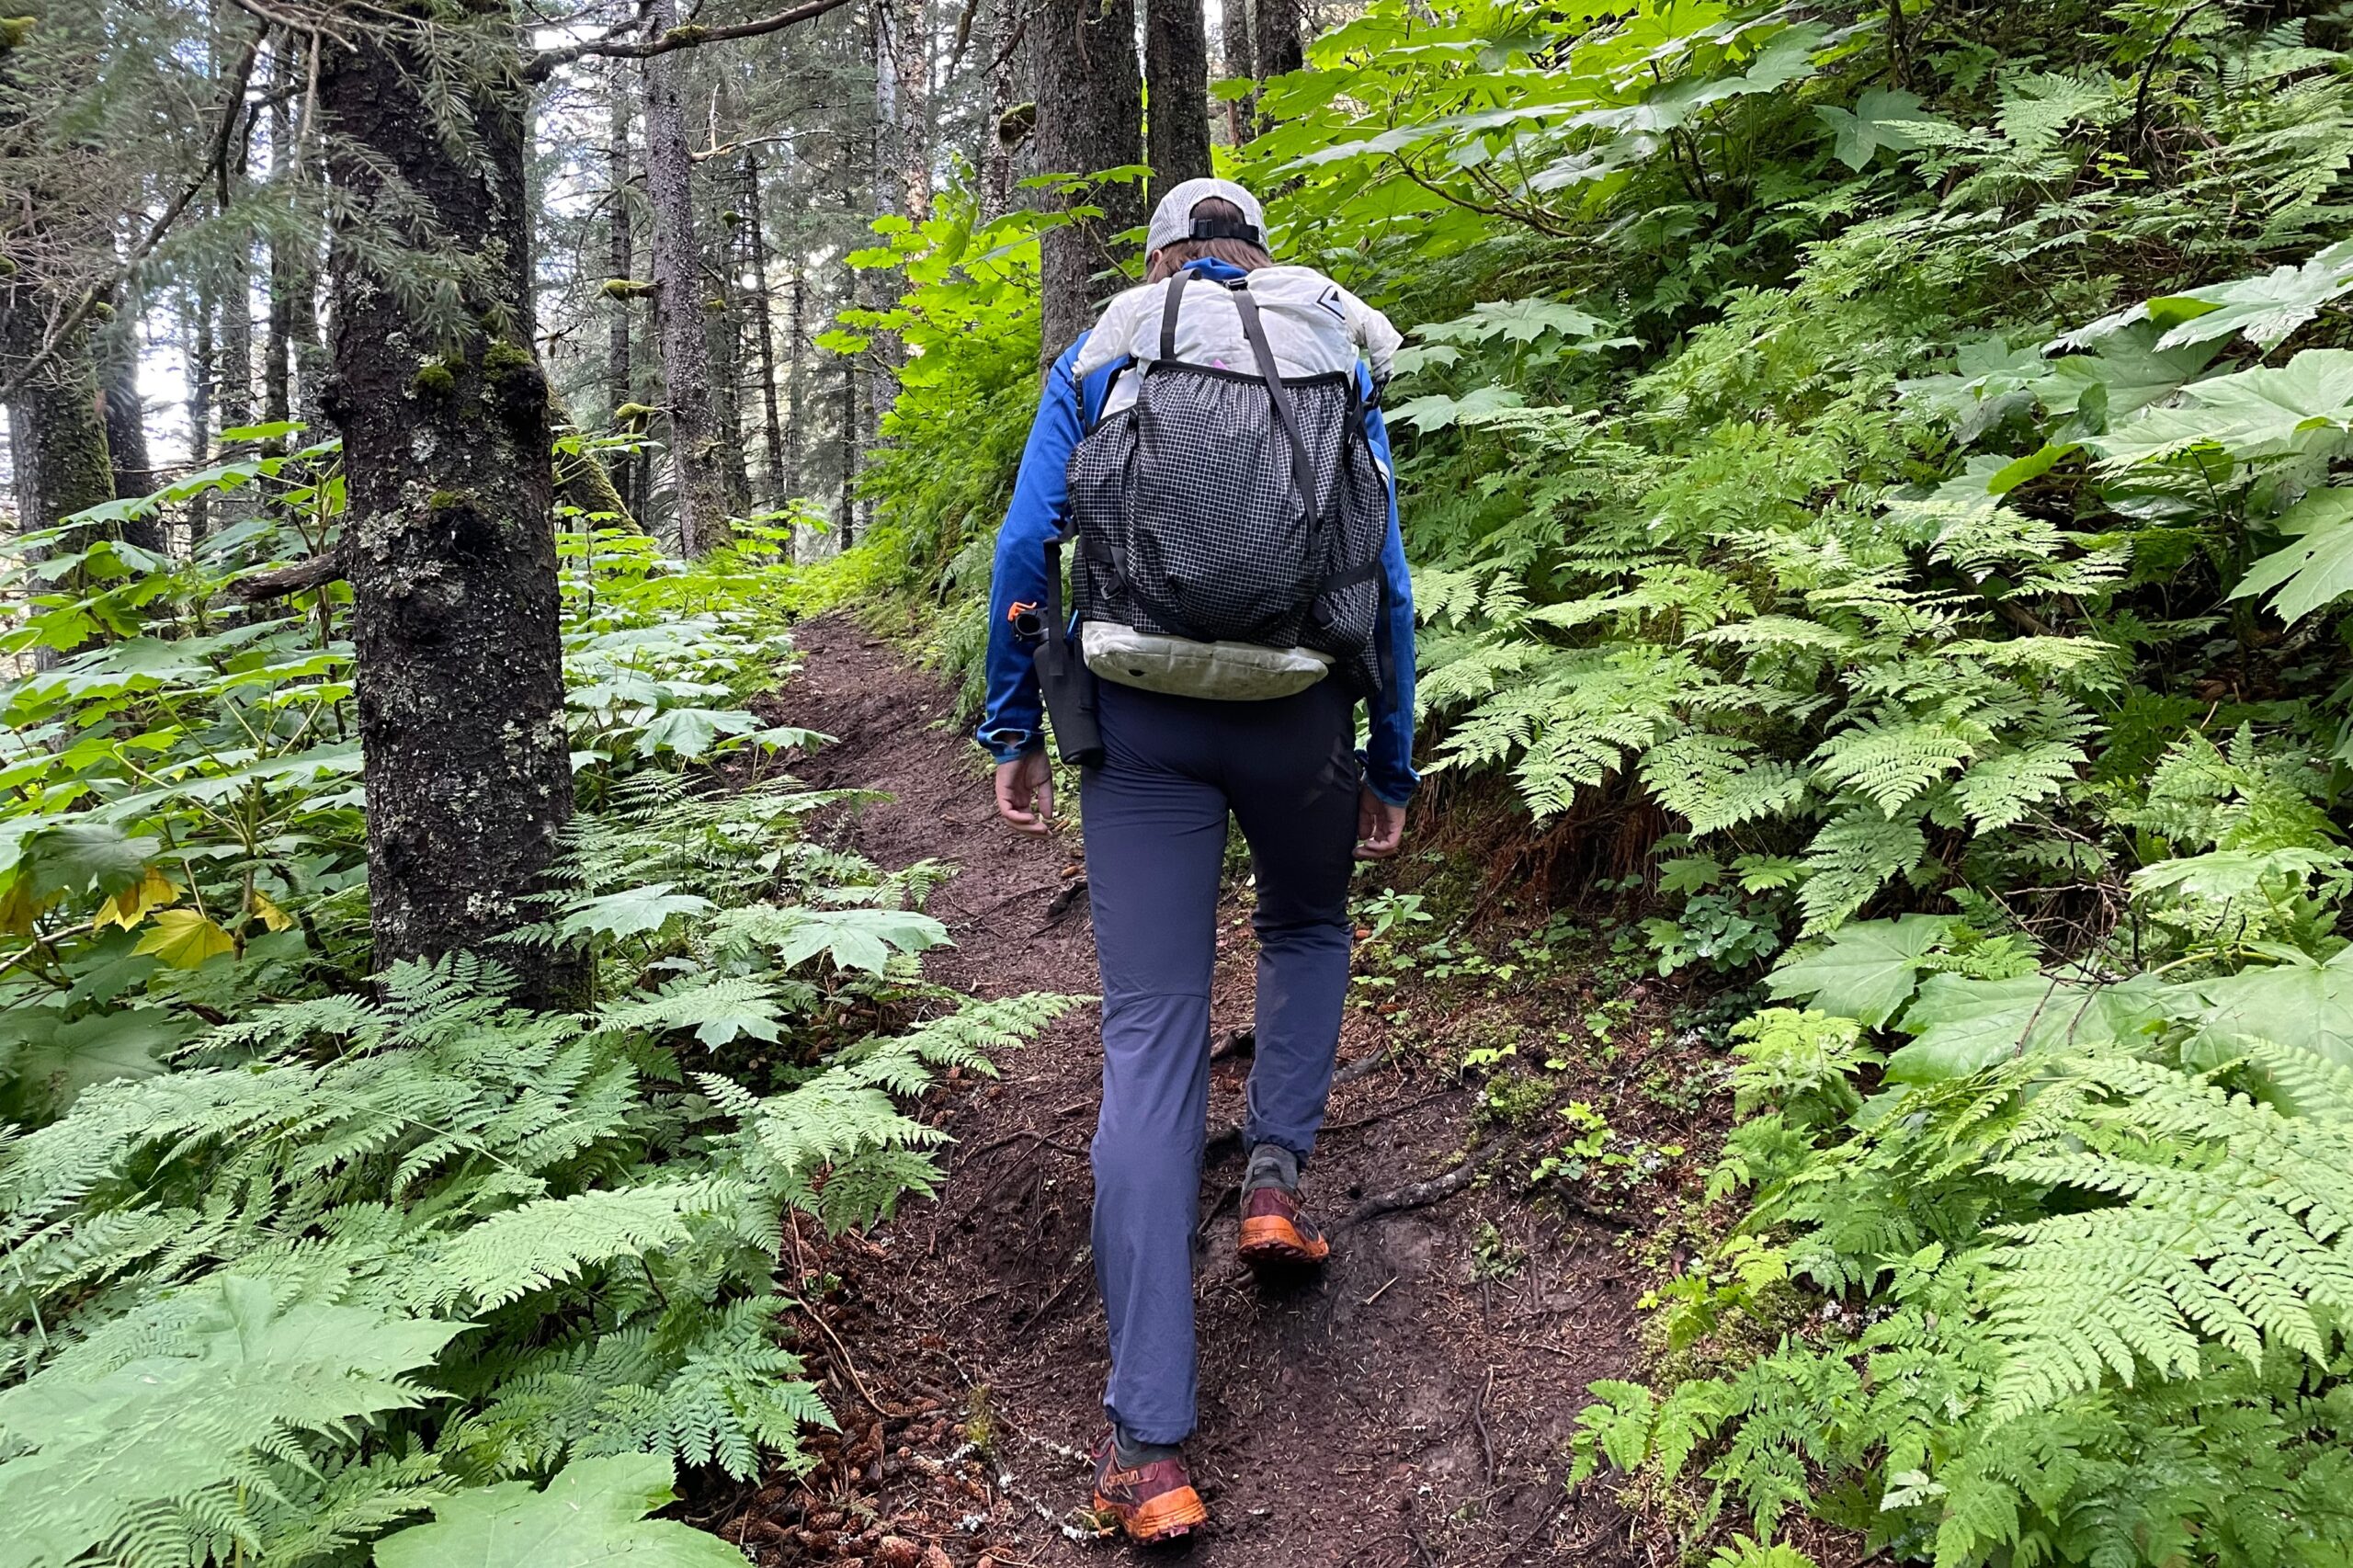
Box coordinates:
[1360,390,1419,805]
[979,340,1092,762]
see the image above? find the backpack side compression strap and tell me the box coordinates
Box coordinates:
[1226,283,1323,531]
[1229,282,1382,610]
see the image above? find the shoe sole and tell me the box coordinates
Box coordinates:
[1238,1213,1332,1268]
[1095,1485,1208,1542]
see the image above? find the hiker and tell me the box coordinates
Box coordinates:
[978,177,1417,1541]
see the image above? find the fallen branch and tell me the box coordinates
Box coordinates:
[231,547,348,602]
[1336,1140,1502,1231]
[527,0,860,77]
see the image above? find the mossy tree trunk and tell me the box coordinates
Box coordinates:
[319,19,578,995]
[0,301,118,540]
[1033,0,1144,365]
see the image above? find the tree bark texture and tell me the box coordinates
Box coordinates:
[1251,0,1301,128]
[982,0,1020,218]
[785,258,806,506]
[319,23,577,993]
[740,151,787,506]
[1145,0,1213,200]
[216,130,255,438]
[888,0,932,222]
[95,294,162,543]
[1220,0,1255,143]
[0,302,117,538]
[186,274,214,540]
[1033,0,1145,365]
[605,70,640,519]
[642,0,731,554]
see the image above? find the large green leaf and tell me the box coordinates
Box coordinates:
[1389,383,1529,431]
[2094,348,2353,466]
[0,1278,460,1568]
[2195,949,2353,1067]
[1815,87,1958,170]
[373,1453,745,1568]
[769,907,949,973]
[1419,298,1612,346]
[2230,487,2353,624]
[2145,240,2353,352]
[1884,973,2177,1084]
[2029,325,2221,420]
[0,1006,190,1117]
[1763,915,1954,1028]
[558,883,715,942]
[15,821,160,898]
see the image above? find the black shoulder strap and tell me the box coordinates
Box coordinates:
[1227,282,1321,526]
[1158,268,1191,363]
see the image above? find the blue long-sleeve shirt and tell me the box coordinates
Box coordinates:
[977,261,1419,804]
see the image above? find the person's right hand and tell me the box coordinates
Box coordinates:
[995,750,1055,835]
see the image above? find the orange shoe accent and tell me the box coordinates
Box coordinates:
[1093,1482,1208,1542]
[1090,1434,1208,1543]
[1238,1187,1332,1268]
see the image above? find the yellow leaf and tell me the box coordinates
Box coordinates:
[132,908,238,969]
[96,867,182,932]
[0,875,40,937]
[248,889,295,933]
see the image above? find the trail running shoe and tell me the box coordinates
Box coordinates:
[1237,1182,1332,1270]
[1090,1432,1208,1542]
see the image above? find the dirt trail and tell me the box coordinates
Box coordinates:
[723,617,1650,1568]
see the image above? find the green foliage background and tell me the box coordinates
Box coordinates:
[812,1,2353,1562]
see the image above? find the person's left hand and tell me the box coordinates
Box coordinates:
[1356,788,1405,860]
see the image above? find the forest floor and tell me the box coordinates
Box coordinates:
[700,616,1716,1568]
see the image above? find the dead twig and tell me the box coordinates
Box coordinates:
[785,1296,885,1417]
[1337,1140,1502,1231]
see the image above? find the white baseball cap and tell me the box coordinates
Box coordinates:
[1145,177,1268,254]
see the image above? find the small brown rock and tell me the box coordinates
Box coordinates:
[922,1548,953,1568]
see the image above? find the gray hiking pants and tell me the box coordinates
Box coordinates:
[1081,676,1360,1445]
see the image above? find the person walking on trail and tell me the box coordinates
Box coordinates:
[976,176,1418,1542]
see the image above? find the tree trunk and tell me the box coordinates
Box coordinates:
[549,389,637,528]
[982,0,1020,218]
[1145,0,1213,199]
[1033,0,1144,365]
[710,221,752,515]
[318,20,577,994]
[891,0,932,222]
[1220,0,1254,144]
[217,119,255,441]
[1251,0,1301,129]
[740,151,787,507]
[786,254,806,506]
[95,290,162,543]
[264,58,293,446]
[604,68,639,520]
[186,274,214,541]
[642,0,731,554]
[835,312,856,547]
[0,305,118,539]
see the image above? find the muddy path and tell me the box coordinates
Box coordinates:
[715,617,1654,1568]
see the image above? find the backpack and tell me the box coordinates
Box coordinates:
[1035,269,1391,763]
